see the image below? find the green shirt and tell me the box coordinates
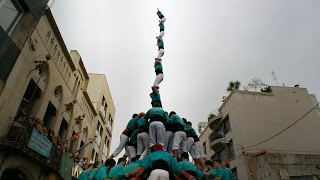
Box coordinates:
[126,117,139,132]
[108,164,125,178]
[208,168,218,178]
[129,129,139,142]
[78,170,89,180]
[88,168,98,180]
[217,167,236,180]
[170,114,187,128]
[139,150,181,174]
[154,61,163,71]
[138,116,149,128]
[159,22,165,31]
[145,107,166,120]
[150,91,161,103]
[178,160,204,178]
[95,164,109,180]
[157,39,164,49]
[157,11,164,18]
[117,162,140,180]
[186,127,197,137]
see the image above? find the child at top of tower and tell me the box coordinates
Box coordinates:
[157,9,166,23]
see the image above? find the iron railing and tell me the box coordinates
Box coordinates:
[1,116,63,170]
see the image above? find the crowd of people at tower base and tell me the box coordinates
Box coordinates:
[78,151,235,180]
[77,101,236,180]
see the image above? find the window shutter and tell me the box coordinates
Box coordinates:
[0,27,20,81]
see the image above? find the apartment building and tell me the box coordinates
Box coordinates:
[86,73,115,163]
[200,86,320,180]
[0,3,115,179]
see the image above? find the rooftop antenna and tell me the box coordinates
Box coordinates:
[272,70,278,86]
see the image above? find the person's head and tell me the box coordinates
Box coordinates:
[153,102,161,107]
[182,118,187,124]
[138,112,145,118]
[181,152,189,160]
[93,161,100,168]
[213,159,221,169]
[130,157,137,163]
[152,143,163,152]
[118,157,127,165]
[87,163,94,170]
[169,111,176,117]
[105,158,116,168]
[204,160,214,169]
[132,113,138,118]
[222,160,230,168]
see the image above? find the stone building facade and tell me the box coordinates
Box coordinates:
[0,3,115,179]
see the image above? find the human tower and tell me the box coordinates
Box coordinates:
[78,10,236,180]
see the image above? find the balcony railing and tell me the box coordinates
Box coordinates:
[1,116,63,171]
[99,106,106,123]
[209,132,226,151]
[208,110,223,130]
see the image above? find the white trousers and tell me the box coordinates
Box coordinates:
[137,132,150,160]
[157,49,164,59]
[154,73,164,87]
[158,31,165,39]
[190,141,206,159]
[147,169,169,180]
[112,134,128,157]
[164,131,173,154]
[185,137,194,153]
[159,17,166,23]
[125,145,136,162]
[172,131,187,152]
[149,121,166,147]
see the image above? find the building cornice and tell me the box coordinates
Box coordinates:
[45,9,76,71]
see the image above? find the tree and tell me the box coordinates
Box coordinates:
[198,121,208,134]
[226,81,241,92]
[244,78,271,92]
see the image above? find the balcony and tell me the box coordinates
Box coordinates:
[99,106,106,124]
[106,120,112,137]
[208,110,223,130]
[0,116,63,171]
[209,132,226,151]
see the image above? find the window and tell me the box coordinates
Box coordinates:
[203,142,207,155]
[16,79,41,117]
[43,102,57,129]
[223,115,231,134]
[103,138,109,155]
[99,97,107,119]
[0,0,23,32]
[58,118,68,140]
[108,114,113,128]
[72,77,78,94]
[227,140,235,159]
[216,139,235,161]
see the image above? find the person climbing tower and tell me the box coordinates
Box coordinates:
[155,38,164,61]
[152,59,163,90]
[157,9,166,23]
[156,21,165,39]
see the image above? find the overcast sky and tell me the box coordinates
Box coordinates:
[49,0,320,158]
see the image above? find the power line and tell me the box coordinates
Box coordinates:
[243,101,320,149]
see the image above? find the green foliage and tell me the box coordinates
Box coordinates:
[226,80,241,92]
